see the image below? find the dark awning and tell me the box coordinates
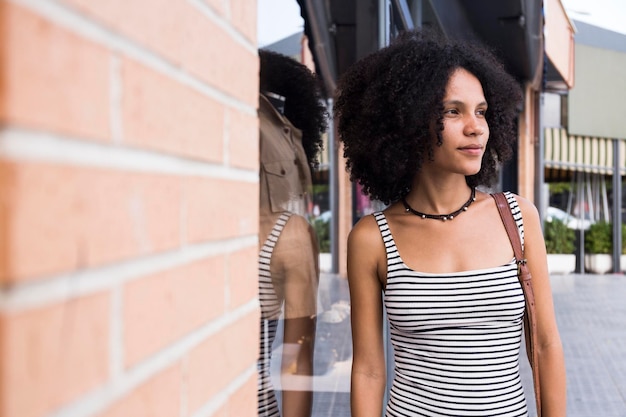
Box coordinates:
[428,0,543,84]
[298,0,545,95]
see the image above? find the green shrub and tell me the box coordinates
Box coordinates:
[313,217,331,253]
[544,220,575,254]
[584,221,612,254]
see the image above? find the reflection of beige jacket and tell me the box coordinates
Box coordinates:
[268,213,319,319]
[258,94,318,320]
[259,94,312,223]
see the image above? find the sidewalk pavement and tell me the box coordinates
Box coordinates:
[521,273,626,416]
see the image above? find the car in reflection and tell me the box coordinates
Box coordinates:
[545,206,592,230]
[316,210,332,223]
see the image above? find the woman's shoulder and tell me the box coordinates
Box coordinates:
[350,212,382,238]
[502,191,541,224]
[348,213,386,251]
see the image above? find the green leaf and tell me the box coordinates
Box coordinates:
[584,222,612,254]
[544,219,575,254]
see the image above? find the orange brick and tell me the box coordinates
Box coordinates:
[184,177,258,243]
[228,372,258,416]
[82,170,182,267]
[61,0,186,67]
[211,372,257,417]
[186,310,259,414]
[228,246,259,310]
[0,2,110,140]
[204,0,227,17]
[179,12,259,106]
[0,161,90,282]
[218,44,259,107]
[211,405,229,417]
[97,365,181,417]
[0,292,109,417]
[124,258,226,367]
[0,171,10,283]
[61,0,259,105]
[227,108,259,170]
[0,162,181,283]
[231,0,257,42]
[122,58,225,162]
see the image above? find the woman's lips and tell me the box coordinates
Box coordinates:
[458,145,483,155]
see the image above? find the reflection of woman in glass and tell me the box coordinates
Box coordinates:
[335,31,566,416]
[257,49,328,417]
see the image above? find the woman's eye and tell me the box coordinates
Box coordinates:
[444,109,459,115]
[476,108,487,116]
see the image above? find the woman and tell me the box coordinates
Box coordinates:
[334,31,566,416]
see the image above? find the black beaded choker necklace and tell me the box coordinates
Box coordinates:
[402,188,476,221]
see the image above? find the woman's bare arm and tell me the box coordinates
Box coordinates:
[518,197,567,417]
[347,216,387,417]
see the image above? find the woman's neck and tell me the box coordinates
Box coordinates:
[405,178,472,215]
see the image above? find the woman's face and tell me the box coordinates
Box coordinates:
[424,68,490,178]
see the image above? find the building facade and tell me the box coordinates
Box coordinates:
[543,19,626,272]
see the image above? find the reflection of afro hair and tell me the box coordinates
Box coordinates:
[259,49,328,167]
[334,30,523,204]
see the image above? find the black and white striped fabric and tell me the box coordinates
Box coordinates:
[259,212,292,321]
[258,212,292,417]
[375,192,529,417]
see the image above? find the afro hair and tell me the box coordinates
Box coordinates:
[259,49,328,168]
[334,30,523,204]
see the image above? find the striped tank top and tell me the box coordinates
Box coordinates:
[257,212,292,417]
[375,192,529,417]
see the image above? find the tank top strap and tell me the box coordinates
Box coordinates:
[373,211,401,264]
[260,212,292,255]
[258,211,292,320]
[502,191,525,251]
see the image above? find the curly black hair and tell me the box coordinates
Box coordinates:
[259,49,328,167]
[334,30,523,204]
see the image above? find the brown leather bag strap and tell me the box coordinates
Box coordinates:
[491,192,542,417]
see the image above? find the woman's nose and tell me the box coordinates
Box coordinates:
[464,116,486,136]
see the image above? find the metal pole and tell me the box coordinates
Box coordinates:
[391,0,414,30]
[612,138,621,272]
[327,98,339,274]
[535,92,546,224]
[410,0,422,29]
[577,172,585,274]
[379,0,389,48]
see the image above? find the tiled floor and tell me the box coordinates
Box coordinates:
[538,273,626,417]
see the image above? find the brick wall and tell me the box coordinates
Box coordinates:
[0,1,260,416]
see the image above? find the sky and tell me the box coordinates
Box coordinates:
[257,0,626,47]
[561,0,626,34]
[257,0,304,47]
